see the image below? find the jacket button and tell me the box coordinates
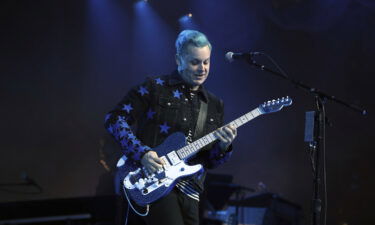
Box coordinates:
[210,118,214,122]
[167,102,171,106]
[185,98,188,102]
[183,118,187,121]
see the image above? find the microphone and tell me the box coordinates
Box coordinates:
[225,51,259,62]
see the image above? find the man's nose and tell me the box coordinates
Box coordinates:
[198,63,205,70]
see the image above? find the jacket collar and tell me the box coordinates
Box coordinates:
[168,70,209,103]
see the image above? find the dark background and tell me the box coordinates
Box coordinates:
[1,0,374,224]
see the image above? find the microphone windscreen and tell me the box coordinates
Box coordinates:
[225,52,234,62]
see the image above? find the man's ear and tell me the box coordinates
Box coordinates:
[175,54,180,66]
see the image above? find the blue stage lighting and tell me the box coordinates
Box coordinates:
[179,13,197,30]
[179,14,192,23]
[135,0,148,10]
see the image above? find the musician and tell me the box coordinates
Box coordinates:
[105,30,237,225]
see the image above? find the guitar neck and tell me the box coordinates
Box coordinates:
[176,107,263,160]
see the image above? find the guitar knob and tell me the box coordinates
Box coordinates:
[180,167,185,172]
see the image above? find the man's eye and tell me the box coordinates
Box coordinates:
[191,61,199,65]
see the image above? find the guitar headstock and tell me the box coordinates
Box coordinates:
[258,96,293,114]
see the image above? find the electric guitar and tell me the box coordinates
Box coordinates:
[117,97,292,206]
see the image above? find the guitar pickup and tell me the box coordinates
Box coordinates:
[167,151,180,165]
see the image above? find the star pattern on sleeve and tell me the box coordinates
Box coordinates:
[127,133,136,140]
[173,90,183,99]
[138,86,149,96]
[105,111,151,163]
[119,129,128,138]
[132,139,141,146]
[122,103,133,113]
[159,122,171,134]
[132,151,142,161]
[139,145,151,151]
[146,108,156,119]
[119,120,129,128]
[155,78,165,86]
[107,124,114,134]
[120,139,129,148]
[104,113,111,122]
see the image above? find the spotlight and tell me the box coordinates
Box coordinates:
[135,0,148,9]
[179,13,197,30]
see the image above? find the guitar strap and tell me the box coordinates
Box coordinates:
[194,99,208,139]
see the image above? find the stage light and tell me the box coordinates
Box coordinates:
[135,0,147,10]
[179,14,192,23]
[178,13,197,30]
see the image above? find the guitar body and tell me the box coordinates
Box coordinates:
[117,132,203,206]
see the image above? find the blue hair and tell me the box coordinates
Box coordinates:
[175,30,212,56]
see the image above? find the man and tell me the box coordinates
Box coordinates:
[105,30,237,225]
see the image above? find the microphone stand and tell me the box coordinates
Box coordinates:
[240,54,367,225]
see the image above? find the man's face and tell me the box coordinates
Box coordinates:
[176,44,211,89]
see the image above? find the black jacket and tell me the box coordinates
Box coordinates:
[105,71,232,192]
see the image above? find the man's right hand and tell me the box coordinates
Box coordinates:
[141,151,165,174]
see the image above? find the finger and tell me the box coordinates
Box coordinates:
[228,125,237,136]
[145,164,157,174]
[214,129,229,143]
[223,127,235,140]
[150,160,163,171]
[153,156,165,165]
[226,125,236,133]
[220,128,233,142]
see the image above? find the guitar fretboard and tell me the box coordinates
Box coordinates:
[176,108,262,160]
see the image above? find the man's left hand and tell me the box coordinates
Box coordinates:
[213,124,237,151]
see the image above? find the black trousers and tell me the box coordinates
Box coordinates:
[143,188,199,225]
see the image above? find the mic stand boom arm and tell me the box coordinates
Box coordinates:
[246,56,366,115]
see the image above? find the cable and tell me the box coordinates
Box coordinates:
[258,52,289,79]
[124,201,129,225]
[316,98,328,225]
[122,185,149,217]
[309,142,316,176]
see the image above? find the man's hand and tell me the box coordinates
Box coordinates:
[213,124,237,151]
[141,151,165,174]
